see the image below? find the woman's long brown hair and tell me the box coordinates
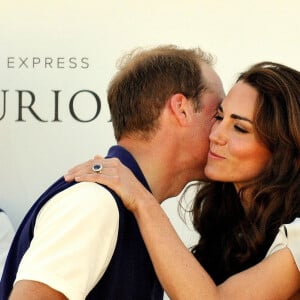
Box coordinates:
[190,62,300,284]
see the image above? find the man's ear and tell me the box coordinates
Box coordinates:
[168,93,192,126]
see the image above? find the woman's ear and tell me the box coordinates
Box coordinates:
[168,93,192,126]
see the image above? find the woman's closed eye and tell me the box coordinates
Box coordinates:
[214,110,251,134]
[234,124,249,133]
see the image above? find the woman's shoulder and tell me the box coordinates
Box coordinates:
[266,218,300,270]
[284,217,300,234]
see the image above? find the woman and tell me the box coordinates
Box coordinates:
[65,62,300,299]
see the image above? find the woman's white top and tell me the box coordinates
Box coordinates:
[266,217,300,270]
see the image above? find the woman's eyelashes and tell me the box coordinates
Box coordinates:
[214,113,250,134]
[234,124,249,133]
[214,112,223,121]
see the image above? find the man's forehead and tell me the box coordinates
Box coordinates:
[201,62,225,99]
[200,91,222,110]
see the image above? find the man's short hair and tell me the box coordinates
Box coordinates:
[107,45,214,141]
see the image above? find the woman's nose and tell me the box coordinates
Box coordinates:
[209,122,227,145]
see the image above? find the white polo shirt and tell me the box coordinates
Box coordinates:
[15,182,119,300]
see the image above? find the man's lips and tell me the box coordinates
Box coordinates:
[208,150,225,159]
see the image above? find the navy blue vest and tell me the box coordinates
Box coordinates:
[0,146,163,300]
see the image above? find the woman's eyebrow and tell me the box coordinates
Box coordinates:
[218,105,253,123]
[230,114,253,123]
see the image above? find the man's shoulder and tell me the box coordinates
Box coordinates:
[38,182,119,222]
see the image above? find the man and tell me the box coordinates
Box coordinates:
[1,45,224,299]
[0,209,14,278]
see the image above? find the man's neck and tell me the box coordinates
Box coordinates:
[118,138,194,203]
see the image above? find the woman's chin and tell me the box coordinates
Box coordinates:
[204,168,218,181]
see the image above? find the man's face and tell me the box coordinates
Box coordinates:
[188,64,225,180]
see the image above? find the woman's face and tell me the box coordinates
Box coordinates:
[204,81,272,191]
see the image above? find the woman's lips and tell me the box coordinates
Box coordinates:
[208,150,225,159]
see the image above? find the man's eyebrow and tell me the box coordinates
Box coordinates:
[218,105,253,123]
